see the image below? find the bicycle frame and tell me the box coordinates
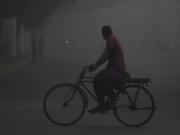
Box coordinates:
[73,67,98,102]
[44,67,155,127]
[75,69,140,111]
[72,67,152,106]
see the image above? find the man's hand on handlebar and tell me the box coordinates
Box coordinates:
[88,64,98,72]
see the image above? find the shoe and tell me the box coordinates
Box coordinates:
[87,105,102,114]
[100,101,112,114]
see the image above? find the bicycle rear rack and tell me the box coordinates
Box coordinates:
[127,78,151,87]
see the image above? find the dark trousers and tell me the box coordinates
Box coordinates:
[93,70,121,103]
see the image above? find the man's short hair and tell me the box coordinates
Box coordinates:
[102,25,113,35]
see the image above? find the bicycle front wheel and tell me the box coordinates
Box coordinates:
[113,85,155,127]
[43,83,86,126]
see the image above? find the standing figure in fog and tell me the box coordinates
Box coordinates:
[88,25,126,114]
[38,36,45,61]
[31,37,38,69]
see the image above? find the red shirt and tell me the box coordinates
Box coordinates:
[105,35,126,74]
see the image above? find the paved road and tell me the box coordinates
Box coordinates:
[0,57,180,135]
[0,96,179,135]
[0,65,180,135]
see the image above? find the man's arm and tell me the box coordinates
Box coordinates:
[95,47,109,67]
[88,46,109,72]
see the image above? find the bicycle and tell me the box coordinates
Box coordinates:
[43,67,155,127]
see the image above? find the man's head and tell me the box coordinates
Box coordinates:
[102,25,113,40]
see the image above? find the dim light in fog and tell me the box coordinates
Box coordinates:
[65,40,70,45]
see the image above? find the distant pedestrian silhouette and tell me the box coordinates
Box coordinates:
[31,37,38,69]
[38,36,45,61]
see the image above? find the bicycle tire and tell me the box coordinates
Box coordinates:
[43,83,86,126]
[113,85,155,127]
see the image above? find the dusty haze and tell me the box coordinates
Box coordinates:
[41,0,180,94]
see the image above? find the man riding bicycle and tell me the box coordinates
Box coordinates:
[88,25,126,114]
[44,25,155,125]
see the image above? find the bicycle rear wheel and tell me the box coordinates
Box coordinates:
[43,83,86,126]
[113,85,155,127]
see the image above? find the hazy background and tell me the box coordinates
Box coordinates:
[41,0,180,93]
[0,0,180,134]
[0,0,179,106]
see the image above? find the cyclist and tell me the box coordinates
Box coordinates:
[88,25,126,114]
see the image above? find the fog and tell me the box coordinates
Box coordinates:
[0,0,179,102]
[41,0,180,93]
[0,1,180,134]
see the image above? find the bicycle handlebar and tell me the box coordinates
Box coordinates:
[83,66,89,70]
[79,66,90,78]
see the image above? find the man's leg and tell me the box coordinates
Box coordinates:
[88,71,106,113]
[88,71,117,113]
